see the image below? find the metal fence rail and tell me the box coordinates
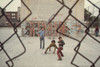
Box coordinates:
[0,0,32,67]
[48,0,100,67]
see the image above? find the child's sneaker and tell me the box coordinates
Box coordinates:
[44,52,47,54]
[57,58,62,61]
[61,55,64,57]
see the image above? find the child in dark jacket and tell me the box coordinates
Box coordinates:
[95,26,99,37]
[45,40,58,54]
[57,37,65,60]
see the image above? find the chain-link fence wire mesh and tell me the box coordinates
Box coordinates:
[0,0,32,67]
[85,1,100,38]
[48,0,100,67]
[0,0,100,67]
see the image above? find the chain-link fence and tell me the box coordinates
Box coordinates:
[0,0,100,67]
[0,0,32,67]
[85,1,100,35]
[49,0,100,67]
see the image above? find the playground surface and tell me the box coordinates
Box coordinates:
[0,27,100,67]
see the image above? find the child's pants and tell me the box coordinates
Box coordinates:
[57,47,63,59]
[40,38,45,49]
[95,31,99,36]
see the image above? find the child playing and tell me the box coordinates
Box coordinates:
[45,40,58,54]
[57,37,65,60]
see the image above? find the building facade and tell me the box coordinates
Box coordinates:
[0,7,7,26]
[6,12,19,21]
[25,21,68,37]
[5,7,21,26]
[6,11,20,26]
[21,0,84,37]
[21,0,84,21]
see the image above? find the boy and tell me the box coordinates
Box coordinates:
[57,37,65,60]
[45,40,58,54]
[38,27,45,49]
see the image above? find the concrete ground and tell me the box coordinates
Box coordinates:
[0,27,100,67]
